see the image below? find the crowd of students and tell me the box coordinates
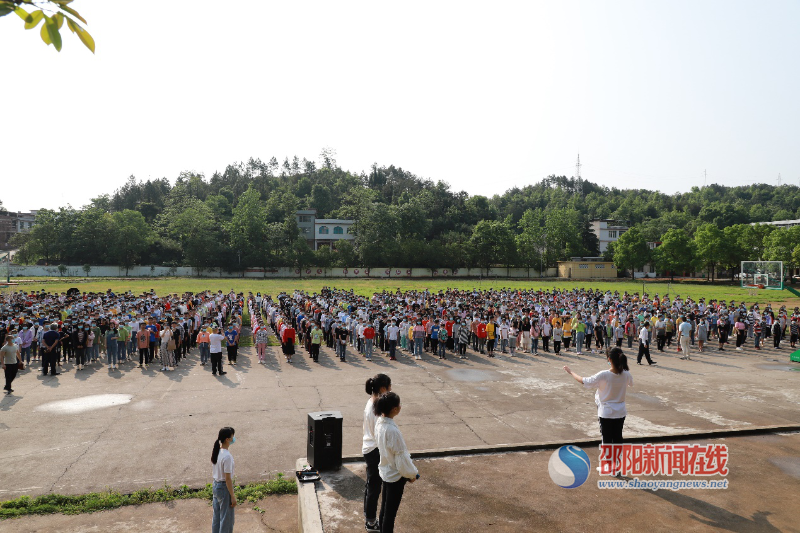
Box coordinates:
[3,284,797,394]
[248,286,800,369]
[0,288,246,393]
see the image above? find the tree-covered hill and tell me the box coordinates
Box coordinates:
[9,152,800,274]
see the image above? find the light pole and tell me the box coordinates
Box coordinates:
[2,253,9,283]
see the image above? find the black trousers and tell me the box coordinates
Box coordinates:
[379,477,407,533]
[4,364,18,390]
[657,335,666,351]
[363,448,381,522]
[599,416,626,474]
[388,340,397,359]
[43,351,58,375]
[542,336,550,351]
[149,341,157,363]
[139,348,148,365]
[637,342,653,364]
[226,345,238,362]
[211,352,223,374]
[599,416,626,444]
[310,343,320,361]
[75,347,86,366]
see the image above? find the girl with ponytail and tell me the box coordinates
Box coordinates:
[374,391,418,533]
[362,374,391,532]
[563,347,633,476]
[211,427,236,533]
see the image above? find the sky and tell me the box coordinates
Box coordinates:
[1,0,799,212]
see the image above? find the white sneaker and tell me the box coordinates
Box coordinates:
[108,364,112,369]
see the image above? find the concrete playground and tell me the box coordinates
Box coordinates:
[1,334,800,527]
[317,432,800,532]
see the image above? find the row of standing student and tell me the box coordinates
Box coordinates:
[362,374,418,533]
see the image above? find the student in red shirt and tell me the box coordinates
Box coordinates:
[476,319,487,354]
[445,319,455,351]
[363,324,376,361]
[281,325,296,363]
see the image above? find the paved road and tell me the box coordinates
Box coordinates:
[2,336,799,499]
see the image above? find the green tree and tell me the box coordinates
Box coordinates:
[353,204,399,267]
[164,199,221,273]
[693,223,724,281]
[516,209,546,277]
[469,220,515,276]
[110,210,153,275]
[287,237,315,274]
[2,0,95,52]
[613,226,650,279]
[721,225,749,280]
[652,228,694,281]
[543,207,584,266]
[332,240,357,267]
[10,208,58,263]
[309,184,334,217]
[313,246,334,269]
[764,226,800,272]
[742,224,775,261]
[227,187,268,270]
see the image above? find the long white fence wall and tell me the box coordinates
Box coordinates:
[8,265,559,279]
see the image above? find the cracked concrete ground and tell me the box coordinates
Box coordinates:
[317,432,800,533]
[1,334,799,507]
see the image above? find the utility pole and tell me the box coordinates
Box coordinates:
[778,173,782,186]
[575,154,582,196]
[704,169,707,187]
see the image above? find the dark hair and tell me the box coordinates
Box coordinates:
[608,347,629,373]
[373,392,401,417]
[211,427,235,465]
[365,373,392,395]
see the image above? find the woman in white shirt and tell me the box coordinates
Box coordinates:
[362,373,392,533]
[211,426,236,533]
[563,347,633,474]
[374,392,418,533]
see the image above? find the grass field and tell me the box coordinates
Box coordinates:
[3,277,799,307]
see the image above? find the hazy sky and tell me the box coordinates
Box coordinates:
[2,0,799,212]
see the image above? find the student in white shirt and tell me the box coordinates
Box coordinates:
[563,347,633,476]
[637,323,657,365]
[363,374,392,532]
[211,427,236,533]
[374,392,418,533]
[209,328,226,376]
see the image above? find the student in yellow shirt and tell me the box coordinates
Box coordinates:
[562,314,572,352]
[486,319,496,356]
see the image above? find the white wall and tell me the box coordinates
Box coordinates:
[7,265,558,279]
